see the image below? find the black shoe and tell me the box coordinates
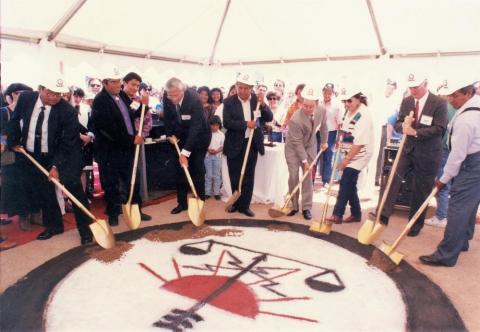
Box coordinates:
[214,195,221,201]
[171,205,187,214]
[287,210,298,217]
[0,219,12,226]
[238,208,255,217]
[37,229,64,240]
[81,237,93,245]
[407,228,421,237]
[140,212,152,221]
[108,215,119,226]
[302,210,312,220]
[227,206,237,213]
[380,215,389,226]
[205,195,211,200]
[419,254,451,267]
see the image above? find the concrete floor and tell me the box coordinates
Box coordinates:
[1,188,478,331]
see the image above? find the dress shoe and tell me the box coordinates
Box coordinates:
[171,205,187,214]
[407,228,421,237]
[302,210,312,220]
[343,215,361,223]
[214,195,221,201]
[108,215,119,226]
[205,195,211,200]
[140,212,152,221]
[238,208,255,217]
[419,254,451,267]
[227,206,238,213]
[19,215,32,231]
[326,215,343,224]
[0,219,12,226]
[286,210,298,217]
[37,229,64,240]
[81,237,93,245]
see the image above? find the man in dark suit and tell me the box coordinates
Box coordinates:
[91,69,150,226]
[7,76,93,244]
[223,73,273,217]
[163,77,211,214]
[379,73,448,236]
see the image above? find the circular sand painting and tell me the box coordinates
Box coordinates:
[0,220,465,332]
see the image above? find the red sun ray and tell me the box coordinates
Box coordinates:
[172,258,182,278]
[213,250,227,276]
[258,296,311,302]
[247,268,301,286]
[258,311,318,323]
[138,262,168,283]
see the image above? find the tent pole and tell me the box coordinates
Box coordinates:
[47,0,88,42]
[208,0,232,65]
[365,0,386,56]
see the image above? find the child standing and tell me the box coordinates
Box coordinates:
[205,116,225,200]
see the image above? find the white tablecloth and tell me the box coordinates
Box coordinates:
[221,143,289,206]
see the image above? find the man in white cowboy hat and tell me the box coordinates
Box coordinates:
[91,67,150,226]
[7,74,94,244]
[377,72,448,236]
[223,72,273,217]
[284,86,328,220]
[420,77,480,267]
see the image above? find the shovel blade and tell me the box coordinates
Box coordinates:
[310,221,332,235]
[379,241,404,265]
[268,205,290,218]
[224,191,241,212]
[357,219,385,245]
[122,203,141,230]
[89,219,116,249]
[188,197,205,227]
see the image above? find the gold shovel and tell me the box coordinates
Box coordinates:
[357,111,413,245]
[19,148,115,249]
[268,146,326,218]
[173,140,206,226]
[122,104,146,230]
[369,187,438,271]
[225,102,260,212]
[310,132,343,234]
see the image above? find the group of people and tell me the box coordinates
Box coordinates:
[0,68,479,268]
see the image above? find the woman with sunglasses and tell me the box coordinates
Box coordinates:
[266,91,285,142]
[326,89,374,225]
[87,77,102,95]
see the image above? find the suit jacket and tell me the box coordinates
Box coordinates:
[163,88,211,152]
[91,89,139,153]
[6,91,81,175]
[285,105,328,163]
[223,94,273,159]
[394,92,447,159]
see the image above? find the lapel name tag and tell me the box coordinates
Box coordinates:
[130,101,140,110]
[420,115,433,126]
[181,114,191,120]
[254,110,261,119]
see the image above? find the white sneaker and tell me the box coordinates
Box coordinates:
[425,216,447,228]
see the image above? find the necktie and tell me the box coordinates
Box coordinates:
[175,104,182,123]
[413,100,419,127]
[34,106,45,156]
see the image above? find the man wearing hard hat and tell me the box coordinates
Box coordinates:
[420,78,480,267]
[7,75,94,244]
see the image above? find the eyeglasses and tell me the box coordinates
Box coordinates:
[90,84,101,88]
[344,99,352,103]
[268,97,278,101]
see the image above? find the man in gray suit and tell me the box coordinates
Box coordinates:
[285,86,328,220]
[379,73,448,236]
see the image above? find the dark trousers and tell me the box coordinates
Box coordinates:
[175,148,207,208]
[321,130,337,184]
[375,125,387,185]
[333,167,361,218]
[380,151,439,232]
[97,149,141,217]
[227,140,258,210]
[16,153,63,232]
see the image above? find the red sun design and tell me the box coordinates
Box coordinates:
[138,249,318,324]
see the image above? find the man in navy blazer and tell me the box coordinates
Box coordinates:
[379,73,448,236]
[223,73,273,217]
[7,76,93,244]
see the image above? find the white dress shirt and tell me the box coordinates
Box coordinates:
[321,99,342,132]
[238,96,252,138]
[26,97,51,153]
[415,91,429,121]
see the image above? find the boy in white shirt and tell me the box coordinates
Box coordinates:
[205,115,225,200]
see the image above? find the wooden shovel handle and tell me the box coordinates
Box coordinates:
[238,102,260,192]
[19,148,96,221]
[173,140,200,199]
[320,129,343,221]
[387,187,439,254]
[127,104,146,205]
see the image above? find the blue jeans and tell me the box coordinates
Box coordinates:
[333,167,361,218]
[271,131,283,143]
[321,130,337,184]
[205,153,222,196]
[435,147,451,219]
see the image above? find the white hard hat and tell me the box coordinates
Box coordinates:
[101,66,122,80]
[236,72,255,86]
[300,86,320,101]
[41,75,70,94]
[405,72,427,88]
[437,77,477,96]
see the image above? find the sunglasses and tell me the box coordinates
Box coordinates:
[344,99,352,103]
[90,84,101,88]
[268,97,278,101]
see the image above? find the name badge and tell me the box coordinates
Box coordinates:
[181,114,191,120]
[420,115,433,126]
[254,110,261,119]
[130,101,140,110]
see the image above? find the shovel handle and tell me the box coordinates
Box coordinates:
[386,187,438,254]
[19,148,96,221]
[127,104,146,205]
[320,131,343,222]
[374,111,413,225]
[238,102,260,192]
[173,140,200,199]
